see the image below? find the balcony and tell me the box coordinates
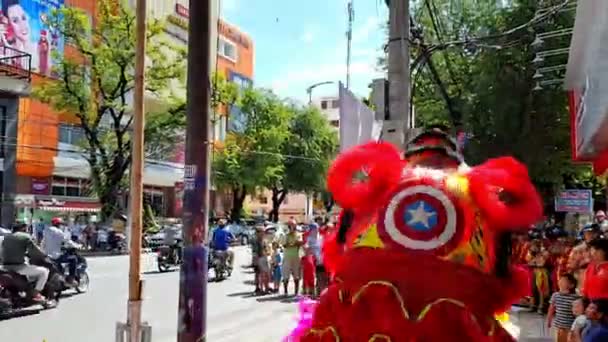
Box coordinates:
[0,46,32,95]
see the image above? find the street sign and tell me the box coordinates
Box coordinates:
[554,189,593,213]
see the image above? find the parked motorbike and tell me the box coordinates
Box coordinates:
[157,245,181,272]
[55,243,90,294]
[0,258,64,313]
[209,249,232,281]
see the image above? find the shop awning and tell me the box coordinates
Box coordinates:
[38,206,100,213]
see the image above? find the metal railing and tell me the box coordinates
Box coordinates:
[0,45,32,82]
[115,322,152,342]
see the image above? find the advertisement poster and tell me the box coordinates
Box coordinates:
[554,189,594,213]
[0,0,65,76]
[30,177,49,194]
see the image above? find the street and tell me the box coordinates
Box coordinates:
[0,247,297,342]
[0,247,551,342]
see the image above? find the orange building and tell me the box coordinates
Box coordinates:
[0,0,255,225]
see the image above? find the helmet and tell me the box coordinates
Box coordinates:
[582,223,600,233]
[51,217,63,226]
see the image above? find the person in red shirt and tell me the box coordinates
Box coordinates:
[301,247,316,296]
[583,238,608,300]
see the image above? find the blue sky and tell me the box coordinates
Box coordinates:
[221,0,388,102]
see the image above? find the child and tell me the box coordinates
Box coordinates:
[570,297,589,342]
[271,242,283,293]
[547,274,580,342]
[301,247,316,296]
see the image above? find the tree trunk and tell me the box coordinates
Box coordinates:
[230,185,247,222]
[268,188,287,223]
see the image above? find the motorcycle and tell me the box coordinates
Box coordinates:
[0,258,64,313]
[209,249,232,281]
[54,243,89,294]
[157,245,181,272]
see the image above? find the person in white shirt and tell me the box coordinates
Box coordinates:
[42,217,77,286]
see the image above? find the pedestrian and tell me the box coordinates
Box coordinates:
[547,274,579,342]
[582,238,608,301]
[281,219,303,296]
[301,247,316,297]
[34,218,45,244]
[570,297,590,342]
[528,230,551,313]
[252,225,271,294]
[271,241,283,293]
[582,299,608,341]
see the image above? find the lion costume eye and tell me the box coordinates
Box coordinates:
[379,181,464,254]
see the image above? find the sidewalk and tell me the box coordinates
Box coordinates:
[511,307,552,341]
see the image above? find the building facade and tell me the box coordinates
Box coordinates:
[0,0,254,226]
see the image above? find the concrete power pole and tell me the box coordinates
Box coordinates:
[383,0,410,148]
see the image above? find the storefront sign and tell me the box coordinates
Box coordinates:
[555,189,593,213]
[0,0,66,76]
[38,198,66,207]
[31,177,50,195]
[171,4,250,49]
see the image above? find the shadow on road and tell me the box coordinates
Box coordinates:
[0,307,42,321]
[227,291,257,299]
[256,295,299,304]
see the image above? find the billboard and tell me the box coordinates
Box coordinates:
[0,0,65,76]
[555,189,594,213]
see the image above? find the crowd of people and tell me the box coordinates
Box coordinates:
[511,210,608,341]
[249,218,332,297]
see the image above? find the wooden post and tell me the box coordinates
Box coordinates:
[126,0,147,340]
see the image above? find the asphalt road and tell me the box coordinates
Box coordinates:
[0,247,551,342]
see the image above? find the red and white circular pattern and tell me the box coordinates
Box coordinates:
[379,182,462,252]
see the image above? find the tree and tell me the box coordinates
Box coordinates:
[212,88,292,222]
[406,0,587,207]
[266,106,338,222]
[33,0,187,220]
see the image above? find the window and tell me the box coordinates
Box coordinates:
[330,120,340,127]
[213,115,227,142]
[258,196,268,204]
[144,188,164,216]
[331,100,340,108]
[59,124,85,146]
[219,37,238,62]
[51,177,90,197]
[320,101,328,110]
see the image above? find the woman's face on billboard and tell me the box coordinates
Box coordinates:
[7,4,29,43]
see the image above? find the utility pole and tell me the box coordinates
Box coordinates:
[121,0,147,340]
[346,0,354,89]
[384,0,410,148]
[177,0,212,341]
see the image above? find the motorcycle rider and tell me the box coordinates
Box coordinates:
[211,219,234,269]
[163,224,182,263]
[0,223,49,302]
[42,217,78,287]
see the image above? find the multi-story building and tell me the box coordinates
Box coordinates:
[312,96,340,129]
[0,0,254,226]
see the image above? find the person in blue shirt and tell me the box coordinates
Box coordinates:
[584,299,608,342]
[211,219,234,268]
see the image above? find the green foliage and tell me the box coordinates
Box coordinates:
[266,106,339,221]
[33,0,186,220]
[212,87,292,221]
[405,0,595,206]
[143,203,159,232]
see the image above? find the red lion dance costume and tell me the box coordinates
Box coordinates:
[286,129,543,342]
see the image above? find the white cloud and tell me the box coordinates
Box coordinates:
[353,16,381,44]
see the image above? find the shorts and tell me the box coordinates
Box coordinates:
[257,256,270,273]
[282,257,301,280]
